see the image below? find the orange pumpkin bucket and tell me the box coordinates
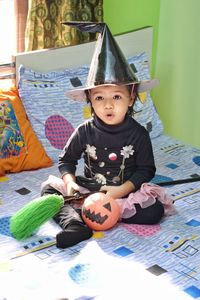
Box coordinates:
[82,192,120,231]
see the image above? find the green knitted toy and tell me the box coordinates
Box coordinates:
[10,194,64,240]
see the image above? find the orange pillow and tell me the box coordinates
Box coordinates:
[0,87,52,176]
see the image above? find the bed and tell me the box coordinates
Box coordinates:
[1,26,200,300]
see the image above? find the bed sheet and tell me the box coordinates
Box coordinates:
[1,133,200,300]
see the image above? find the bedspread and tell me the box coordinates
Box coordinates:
[1,133,200,300]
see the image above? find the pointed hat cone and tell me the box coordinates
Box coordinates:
[62,21,158,101]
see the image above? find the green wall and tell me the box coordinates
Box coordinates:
[104,0,160,75]
[154,0,200,148]
[104,0,200,148]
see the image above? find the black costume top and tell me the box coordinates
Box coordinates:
[58,114,156,191]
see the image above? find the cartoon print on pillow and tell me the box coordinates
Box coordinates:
[0,100,26,159]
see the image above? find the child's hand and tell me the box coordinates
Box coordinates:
[100,185,126,199]
[66,181,80,196]
[62,174,80,196]
[100,180,135,199]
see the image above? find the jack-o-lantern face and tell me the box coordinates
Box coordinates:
[81,192,120,231]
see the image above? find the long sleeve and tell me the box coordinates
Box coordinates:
[128,129,156,190]
[58,125,85,177]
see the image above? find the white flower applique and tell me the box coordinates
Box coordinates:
[94,173,107,185]
[120,145,135,158]
[85,144,97,160]
[117,145,135,183]
[85,145,107,185]
[85,144,97,178]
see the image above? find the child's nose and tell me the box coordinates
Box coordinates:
[104,99,113,108]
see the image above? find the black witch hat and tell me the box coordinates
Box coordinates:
[63,21,158,101]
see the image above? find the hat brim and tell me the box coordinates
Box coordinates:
[65,79,159,101]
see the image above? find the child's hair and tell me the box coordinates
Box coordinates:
[85,84,138,116]
[127,84,138,116]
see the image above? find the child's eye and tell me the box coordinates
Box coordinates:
[95,96,104,101]
[113,94,122,100]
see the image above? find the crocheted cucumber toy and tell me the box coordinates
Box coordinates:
[10,194,64,240]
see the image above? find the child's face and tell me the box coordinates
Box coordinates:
[89,85,134,125]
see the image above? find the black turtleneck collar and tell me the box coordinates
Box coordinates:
[93,113,133,134]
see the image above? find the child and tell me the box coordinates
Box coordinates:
[41,22,173,248]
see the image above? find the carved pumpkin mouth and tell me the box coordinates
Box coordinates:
[82,202,112,224]
[82,192,120,231]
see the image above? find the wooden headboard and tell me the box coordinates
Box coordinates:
[15,27,153,83]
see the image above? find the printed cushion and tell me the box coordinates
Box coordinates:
[0,87,52,176]
[130,54,164,138]
[18,52,163,163]
[18,64,91,163]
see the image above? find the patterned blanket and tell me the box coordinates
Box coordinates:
[1,134,200,300]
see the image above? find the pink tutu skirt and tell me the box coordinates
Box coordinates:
[116,182,176,218]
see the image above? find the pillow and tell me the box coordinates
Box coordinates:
[18,65,91,163]
[128,53,164,138]
[18,52,163,163]
[0,87,52,176]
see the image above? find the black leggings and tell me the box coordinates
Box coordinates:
[41,184,164,228]
[121,200,164,225]
[41,184,84,228]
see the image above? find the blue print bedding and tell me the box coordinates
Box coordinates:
[1,133,200,300]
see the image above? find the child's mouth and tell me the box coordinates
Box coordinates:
[106,113,114,120]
